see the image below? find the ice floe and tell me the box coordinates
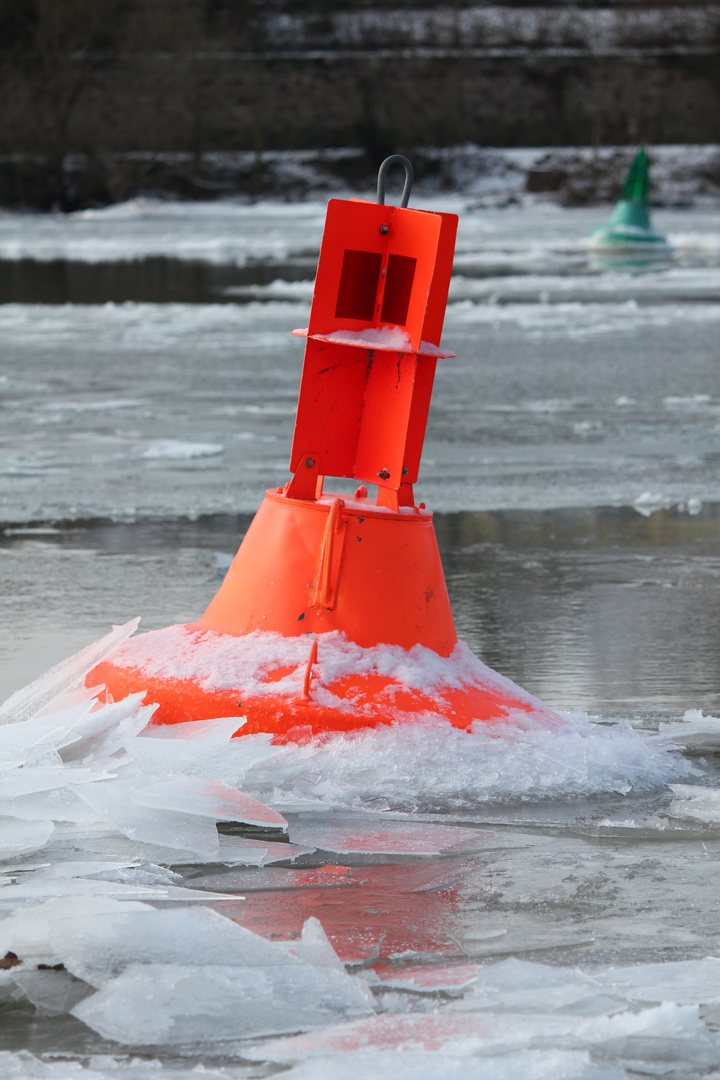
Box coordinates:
[72,960,373,1045]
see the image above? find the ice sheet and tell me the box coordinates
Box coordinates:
[450,956,720,1016]
[0,1050,245,1078]
[280,1049,613,1080]
[658,709,720,750]
[667,784,720,826]
[291,917,346,973]
[13,968,92,1016]
[50,905,297,985]
[71,778,221,856]
[0,818,54,858]
[0,632,296,864]
[596,957,720,1006]
[0,897,151,967]
[124,728,283,786]
[373,960,481,992]
[245,1001,709,1061]
[72,961,373,1044]
[140,440,224,460]
[0,196,329,264]
[287,820,503,855]
[130,775,287,829]
[0,620,140,726]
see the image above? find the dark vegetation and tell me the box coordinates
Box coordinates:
[0,0,719,209]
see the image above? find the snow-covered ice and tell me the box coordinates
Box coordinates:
[2,277,720,522]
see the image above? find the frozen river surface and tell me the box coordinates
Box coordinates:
[1,198,720,523]
[0,196,720,1079]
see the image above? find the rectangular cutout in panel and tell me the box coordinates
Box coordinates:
[335,249,382,321]
[380,253,417,326]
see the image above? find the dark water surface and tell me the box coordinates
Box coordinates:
[0,256,317,305]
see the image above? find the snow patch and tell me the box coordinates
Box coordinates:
[295,325,454,356]
[141,440,224,460]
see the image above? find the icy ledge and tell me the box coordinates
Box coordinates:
[105,624,545,707]
[292,325,455,356]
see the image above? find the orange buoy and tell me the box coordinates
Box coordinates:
[90,156,559,740]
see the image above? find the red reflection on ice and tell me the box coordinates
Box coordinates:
[223,858,471,963]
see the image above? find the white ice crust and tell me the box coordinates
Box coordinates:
[295,325,454,356]
[0,626,712,1076]
[108,624,545,708]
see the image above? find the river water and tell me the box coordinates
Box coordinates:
[0,195,720,1079]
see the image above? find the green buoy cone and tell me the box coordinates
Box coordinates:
[589,149,669,251]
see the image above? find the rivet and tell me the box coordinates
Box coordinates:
[377,469,390,480]
[305,457,315,468]
[380,224,389,234]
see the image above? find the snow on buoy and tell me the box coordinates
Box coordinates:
[90,156,560,740]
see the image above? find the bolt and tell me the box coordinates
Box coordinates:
[377,469,390,480]
[305,457,315,468]
[402,467,408,475]
[380,224,389,234]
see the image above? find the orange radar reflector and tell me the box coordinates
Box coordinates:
[306,197,456,351]
[89,156,562,739]
[287,192,457,503]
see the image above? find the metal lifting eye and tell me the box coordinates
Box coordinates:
[376,155,414,209]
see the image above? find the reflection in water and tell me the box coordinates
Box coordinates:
[214,859,469,964]
[1,504,719,715]
[438,504,720,714]
[588,250,675,274]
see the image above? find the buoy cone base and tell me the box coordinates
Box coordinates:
[589,201,669,250]
[85,167,563,743]
[199,487,458,655]
[89,625,558,743]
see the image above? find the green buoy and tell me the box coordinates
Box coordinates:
[589,149,669,251]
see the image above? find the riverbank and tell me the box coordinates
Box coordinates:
[2,142,720,211]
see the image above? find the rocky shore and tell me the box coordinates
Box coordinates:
[2,143,718,212]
